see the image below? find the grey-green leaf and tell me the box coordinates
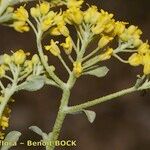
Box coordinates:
[18,76,45,91]
[29,126,48,140]
[1,131,21,150]
[84,66,109,78]
[83,110,96,123]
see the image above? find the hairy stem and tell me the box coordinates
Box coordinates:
[47,73,76,150]
[65,86,138,113]
[47,90,70,150]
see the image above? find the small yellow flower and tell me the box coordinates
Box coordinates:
[128,53,142,66]
[58,25,70,37]
[67,0,83,8]
[12,49,27,65]
[0,66,5,78]
[45,40,60,56]
[41,11,56,31]
[12,21,30,33]
[104,21,115,34]
[50,25,69,37]
[127,25,140,35]
[92,10,114,35]
[3,54,11,64]
[92,23,104,35]
[39,1,50,15]
[84,6,100,24]
[133,38,142,47]
[13,6,29,21]
[73,61,83,77]
[53,12,64,25]
[98,36,113,48]
[64,8,83,25]
[142,53,150,65]
[61,37,73,55]
[99,48,113,61]
[30,7,41,18]
[50,27,61,36]
[114,21,126,35]
[138,42,150,54]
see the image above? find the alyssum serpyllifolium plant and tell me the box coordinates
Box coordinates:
[0,0,149,149]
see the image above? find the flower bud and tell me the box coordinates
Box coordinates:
[61,36,73,55]
[98,36,113,48]
[39,2,50,15]
[32,54,40,64]
[99,48,113,61]
[114,21,126,35]
[127,25,137,35]
[13,6,29,21]
[138,43,150,54]
[12,50,26,65]
[73,61,83,77]
[133,38,142,47]
[128,53,142,66]
[30,7,40,18]
[3,54,11,64]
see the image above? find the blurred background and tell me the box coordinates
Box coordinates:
[0,0,150,149]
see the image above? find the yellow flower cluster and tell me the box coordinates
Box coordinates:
[1,50,41,78]
[120,25,142,47]
[128,42,150,75]
[3,49,28,66]
[62,3,127,60]
[12,6,29,32]
[30,1,69,33]
[10,0,149,77]
[0,105,11,139]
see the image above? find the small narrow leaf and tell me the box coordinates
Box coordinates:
[29,126,48,140]
[18,75,45,91]
[84,65,100,72]
[83,110,96,123]
[84,66,109,78]
[1,131,21,150]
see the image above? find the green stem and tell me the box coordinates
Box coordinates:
[58,55,71,74]
[83,47,100,62]
[65,86,138,113]
[47,90,70,150]
[47,73,76,150]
